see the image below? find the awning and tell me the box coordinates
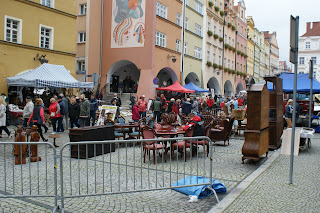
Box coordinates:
[183,82,209,93]
[266,73,320,93]
[157,81,195,93]
[7,63,94,89]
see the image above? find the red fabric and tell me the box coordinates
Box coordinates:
[183,124,194,131]
[238,98,244,106]
[132,105,140,120]
[156,81,195,93]
[49,102,61,118]
[138,99,148,112]
[172,103,179,114]
[220,101,224,109]
[207,98,214,107]
[192,115,201,122]
[28,107,45,124]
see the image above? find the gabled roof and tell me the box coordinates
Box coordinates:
[301,22,320,37]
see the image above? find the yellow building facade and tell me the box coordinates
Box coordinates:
[246,17,254,79]
[0,0,77,94]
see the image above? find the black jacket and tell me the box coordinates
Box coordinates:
[69,102,80,118]
[191,120,205,137]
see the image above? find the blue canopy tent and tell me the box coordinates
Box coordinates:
[267,73,320,93]
[183,82,209,93]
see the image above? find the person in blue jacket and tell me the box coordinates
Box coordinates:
[88,94,98,126]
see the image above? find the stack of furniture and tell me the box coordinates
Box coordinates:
[264,76,283,149]
[242,83,270,163]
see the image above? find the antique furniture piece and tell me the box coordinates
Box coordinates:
[30,125,41,162]
[14,126,27,165]
[171,125,194,162]
[69,125,116,159]
[242,83,270,163]
[210,117,235,146]
[142,127,167,164]
[264,76,283,149]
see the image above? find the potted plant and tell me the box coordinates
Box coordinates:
[220,11,224,16]
[244,73,247,78]
[214,34,219,39]
[237,50,241,55]
[213,63,218,69]
[228,23,232,28]
[208,1,213,7]
[232,25,236,31]
[218,65,223,70]
[224,67,228,72]
[207,30,213,36]
[214,6,219,12]
[241,52,244,57]
[231,70,236,74]
[228,45,232,51]
[206,61,212,67]
[219,37,223,42]
[228,69,232,74]
[237,71,241,76]
[232,47,236,52]
[224,43,229,49]
[244,54,248,58]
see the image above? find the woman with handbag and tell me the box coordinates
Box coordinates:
[49,98,61,133]
[0,96,11,138]
[27,98,47,142]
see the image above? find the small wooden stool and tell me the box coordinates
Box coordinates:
[49,134,60,148]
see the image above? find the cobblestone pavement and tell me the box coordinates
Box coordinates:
[0,126,272,212]
[224,134,320,213]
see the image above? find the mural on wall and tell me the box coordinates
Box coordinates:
[111,0,146,48]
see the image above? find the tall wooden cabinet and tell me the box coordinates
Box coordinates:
[242,83,269,163]
[264,76,283,149]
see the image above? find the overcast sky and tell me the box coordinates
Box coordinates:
[243,0,320,66]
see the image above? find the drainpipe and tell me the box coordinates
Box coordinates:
[222,14,226,95]
[181,0,186,85]
[99,0,104,90]
[234,30,238,92]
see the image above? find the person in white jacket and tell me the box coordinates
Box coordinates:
[23,96,34,128]
[0,96,11,138]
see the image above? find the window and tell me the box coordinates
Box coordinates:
[214,0,217,6]
[185,0,189,5]
[5,16,22,43]
[219,29,222,37]
[78,32,86,43]
[184,42,188,54]
[194,46,202,59]
[208,22,211,31]
[220,2,222,10]
[185,17,188,29]
[214,25,216,34]
[79,4,87,15]
[77,61,85,73]
[41,0,54,8]
[232,61,234,69]
[40,25,53,49]
[155,31,166,47]
[156,2,167,19]
[207,51,210,62]
[213,53,216,63]
[311,57,317,65]
[195,1,203,14]
[195,24,202,36]
[219,55,221,65]
[176,39,180,52]
[177,13,181,26]
[306,42,310,49]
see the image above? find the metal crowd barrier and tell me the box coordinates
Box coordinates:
[0,141,58,212]
[0,137,217,213]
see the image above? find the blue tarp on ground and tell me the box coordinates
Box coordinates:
[171,176,226,199]
[183,82,209,93]
[267,73,320,93]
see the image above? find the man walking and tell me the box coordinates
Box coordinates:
[80,94,90,126]
[69,97,80,128]
[23,96,34,128]
[60,93,69,130]
[57,96,66,132]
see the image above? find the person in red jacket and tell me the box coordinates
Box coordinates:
[27,98,47,142]
[49,98,61,133]
[207,95,214,110]
[238,95,244,107]
[138,95,148,118]
[160,94,168,114]
[183,115,205,136]
[132,103,140,122]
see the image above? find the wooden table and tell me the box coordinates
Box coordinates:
[114,123,138,129]
[155,125,185,137]
[49,134,60,148]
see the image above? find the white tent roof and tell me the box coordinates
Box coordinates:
[7,63,94,89]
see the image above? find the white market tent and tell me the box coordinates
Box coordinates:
[7,63,94,89]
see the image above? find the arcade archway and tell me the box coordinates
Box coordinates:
[107,60,140,93]
[185,72,200,86]
[156,67,178,87]
[224,80,233,97]
[236,83,244,95]
[207,77,221,95]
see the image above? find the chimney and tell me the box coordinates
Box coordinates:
[306,22,311,32]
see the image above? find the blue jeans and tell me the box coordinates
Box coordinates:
[57,117,64,132]
[51,117,58,132]
[88,111,96,126]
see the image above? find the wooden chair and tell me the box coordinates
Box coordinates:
[128,119,143,139]
[171,125,195,162]
[146,116,155,128]
[141,127,167,164]
[105,119,124,139]
[210,116,234,146]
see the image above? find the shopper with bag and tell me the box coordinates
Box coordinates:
[49,98,61,133]
[27,98,47,142]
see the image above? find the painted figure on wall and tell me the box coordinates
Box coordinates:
[112,0,146,48]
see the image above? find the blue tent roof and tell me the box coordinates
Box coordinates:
[267,73,320,93]
[183,82,209,93]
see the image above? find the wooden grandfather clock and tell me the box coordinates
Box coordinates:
[242,81,270,163]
